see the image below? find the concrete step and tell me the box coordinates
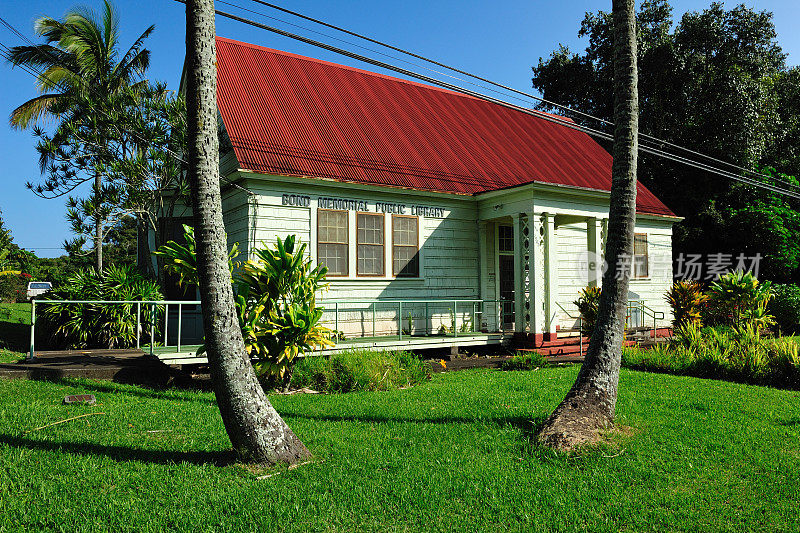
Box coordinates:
[540,336,590,348]
[519,344,585,357]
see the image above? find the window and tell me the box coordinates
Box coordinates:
[633,233,648,278]
[393,215,419,277]
[357,213,384,276]
[160,216,196,300]
[318,210,349,276]
[498,225,514,254]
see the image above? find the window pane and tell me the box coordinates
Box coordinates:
[634,233,647,255]
[633,255,648,278]
[319,210,348,243]
[357,214,383,245]
[357,244,384,276]
[318,243,348,275]
[393,246,419,277]
[393,216,417,246]
[498,225,514,253]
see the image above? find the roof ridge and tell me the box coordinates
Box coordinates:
[215,36,485,101]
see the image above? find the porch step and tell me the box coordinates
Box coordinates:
[518,335,587,357]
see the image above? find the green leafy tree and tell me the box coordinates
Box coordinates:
[531,1,800,281]
[7,0,154,271]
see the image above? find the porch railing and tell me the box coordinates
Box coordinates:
[28,299,202,361]
[28,298,515,360]
[626,300,666,338]
[316,298,514,340]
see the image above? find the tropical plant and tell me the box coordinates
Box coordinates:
[39,264,162,348]
[626,322,800,387]
[573,285,602,336]
[706,270,774,329]
[666,280,707,328]
[155,228,332,385]
[236,235,332,383]
[153,224,239,288]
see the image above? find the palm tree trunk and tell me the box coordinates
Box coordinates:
[536,0,639,451]
[94,173,103,273]
[185,0,310,465]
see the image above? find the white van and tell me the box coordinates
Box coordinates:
[26,281,52,300]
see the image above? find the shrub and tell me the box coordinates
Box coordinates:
[768,284,800,335]
[622,323,800,388]
[705,270,774,330]
[574,286,601,336]
[0,273,31,303]
[289,348,430,393]
[39,265,162,349]
[500,350,547,370]
[666,280,707,328]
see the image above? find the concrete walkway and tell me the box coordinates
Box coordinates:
[0,349,183,386]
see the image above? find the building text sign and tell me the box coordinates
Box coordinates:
[281,194,446,218]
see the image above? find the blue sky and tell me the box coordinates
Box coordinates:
[1,0,799,257]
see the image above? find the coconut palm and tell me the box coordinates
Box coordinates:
[184,0,312,465]
[7,0,154,272]
[7,0,153,129]
[537,0,640,450]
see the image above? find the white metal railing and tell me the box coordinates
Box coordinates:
[556,301,585,358]
[316,298,514,340]
[28,299,202,360]
[626,300,666,337]
[28,298,516,360]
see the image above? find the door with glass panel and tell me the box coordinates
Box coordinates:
[498,224,515,327]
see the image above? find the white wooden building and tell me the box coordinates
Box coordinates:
[166,38,679,352]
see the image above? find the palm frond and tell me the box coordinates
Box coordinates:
[9,94,63,129]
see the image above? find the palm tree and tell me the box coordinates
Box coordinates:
[537,0,640,450]
[7,0,154,271]
[185,0,311,464]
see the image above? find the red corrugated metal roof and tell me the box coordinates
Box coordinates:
[215,37,674,217]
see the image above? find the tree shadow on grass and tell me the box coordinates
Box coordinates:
[281,411,547,442]
[49,377,218,405]
[0,412,549,467]
[0,432,235,466]
[0,320,27,352]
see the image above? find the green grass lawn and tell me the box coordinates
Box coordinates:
[0,368,798,532]
[0,302,30,363]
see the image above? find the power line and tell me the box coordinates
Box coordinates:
[176,1,800,200]
[241,0,799,192]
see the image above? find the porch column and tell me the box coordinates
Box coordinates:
[477,221,489,331]
[526,211,544,337]
[512,214,525,332]
[543,212,558,338]
[587,217,604,287]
